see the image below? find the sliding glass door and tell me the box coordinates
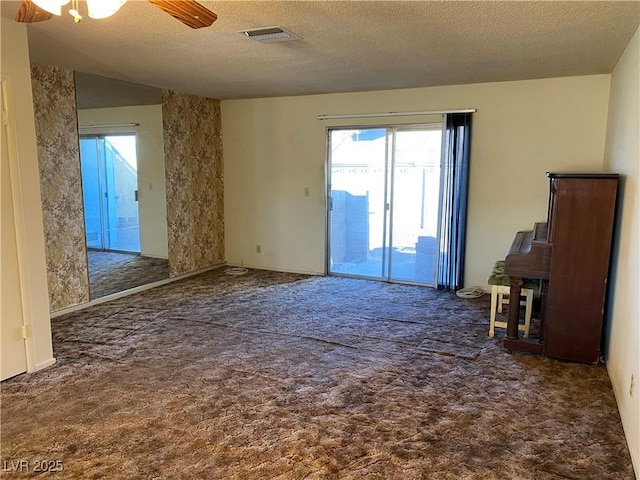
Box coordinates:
[80,135,140,253]
[327,125,442,285]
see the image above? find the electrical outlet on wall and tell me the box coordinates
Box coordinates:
[256,245,261,254]
[630,374,635,398]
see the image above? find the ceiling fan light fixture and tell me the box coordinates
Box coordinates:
[31,0,69,16]
[17,0,217,28]
[86,0,127,19]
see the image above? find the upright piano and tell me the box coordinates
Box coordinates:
[503,172,618,363]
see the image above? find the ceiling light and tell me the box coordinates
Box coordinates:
[240,27,302,43]
[32,0,127,21]
[32,0,69,16]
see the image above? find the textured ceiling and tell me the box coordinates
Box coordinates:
[2,1,639,100]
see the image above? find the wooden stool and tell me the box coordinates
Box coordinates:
[488,260,539,338]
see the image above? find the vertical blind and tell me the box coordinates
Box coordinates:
[437,113,473,291]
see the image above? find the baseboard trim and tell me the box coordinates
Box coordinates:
[606,363,639,477]
[225,262,323,277]
[51,263,225,319]
[34,357,56,372]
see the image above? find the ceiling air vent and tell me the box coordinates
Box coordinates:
[240,26,302,43]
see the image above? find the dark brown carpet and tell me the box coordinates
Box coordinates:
[1,269,634,479]
[87,251,169,299]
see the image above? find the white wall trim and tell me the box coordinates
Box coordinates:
[2,75,38,374]
[607,364,639,474]
[35,358,56,371]
[225,262,322,277]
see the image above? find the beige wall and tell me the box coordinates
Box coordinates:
[603,26,640,475]
[222,75,610,285]
[77,105,168,259]
[31,63,90,311]
[0,19,54,371]
[162,90,225,277]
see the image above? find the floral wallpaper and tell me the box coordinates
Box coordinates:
[30,63,89,312]
[162,90,224,277]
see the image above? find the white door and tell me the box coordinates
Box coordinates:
[1,79,28,381]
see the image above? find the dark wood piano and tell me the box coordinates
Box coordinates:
[503,172,618,363]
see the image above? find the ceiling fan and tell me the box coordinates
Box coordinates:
[15,0,217,29]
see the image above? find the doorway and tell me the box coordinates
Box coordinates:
[327,125,442,285]
[79,134,140,253]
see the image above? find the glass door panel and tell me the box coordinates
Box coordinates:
[105,135,139,252]
[328,128,388,279]
[389,128,442,285]
[327,125,442,286]
[80,137,104,250]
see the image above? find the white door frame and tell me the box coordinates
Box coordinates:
[1,76,36,379]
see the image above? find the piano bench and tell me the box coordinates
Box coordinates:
[488,260,539,338]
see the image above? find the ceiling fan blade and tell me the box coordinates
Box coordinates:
[148,0,217,29]
[15,0,53,23]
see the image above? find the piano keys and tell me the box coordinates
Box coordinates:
[502,172,619,363]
